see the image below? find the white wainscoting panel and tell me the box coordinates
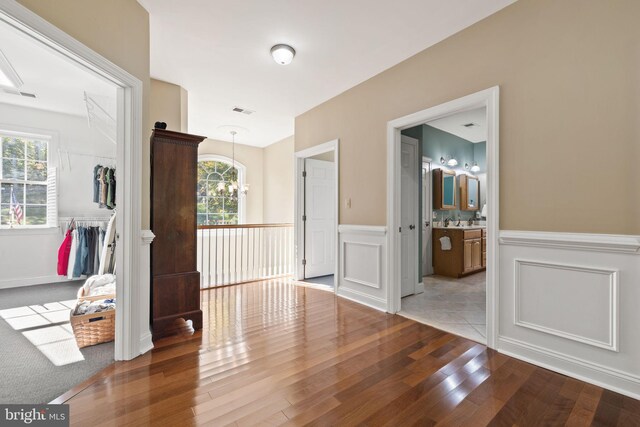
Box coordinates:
[499,231,640,399]
[338,225,387,311]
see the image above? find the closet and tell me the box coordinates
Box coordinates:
[150,129,207,340]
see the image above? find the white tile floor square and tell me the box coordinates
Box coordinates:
[400,271,486,344]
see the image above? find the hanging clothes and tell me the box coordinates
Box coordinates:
[67,228,78,280]
[57,228,73,276]
[100,167,108,208]
[106,168,116,209]
[98,213,116,275]
[93,165,102,204]
[73,227,88,278]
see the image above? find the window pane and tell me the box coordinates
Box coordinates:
[2,158,25,180]
[25,205,46,225]
[197,213,207,225]
[26,140,47,161]
[27,161,47,181]
[1,183,24,203]
[25,184,46,204]
[0,205,10,225]
[2,137,25,159]
[197,199,207,214]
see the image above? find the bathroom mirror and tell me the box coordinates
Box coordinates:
[433,169,457,210]
[460,175,480,211]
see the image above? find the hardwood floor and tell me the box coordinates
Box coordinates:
[63,279,640,426]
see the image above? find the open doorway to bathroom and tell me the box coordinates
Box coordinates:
[399,107,488,344]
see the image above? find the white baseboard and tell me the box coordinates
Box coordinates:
[337,287,386,312]
[139,331,154,355]
[499,336,640,400]
[0,275,77,289]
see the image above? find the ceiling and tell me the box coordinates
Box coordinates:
[139,0,516,147]
[0,21,116,118]
[427,107,487,143]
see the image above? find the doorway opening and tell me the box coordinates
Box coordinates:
[387,87,499,348]
[294,140,339,291]
[0,1,144,403]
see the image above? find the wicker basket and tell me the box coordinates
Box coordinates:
[70,294,115,348]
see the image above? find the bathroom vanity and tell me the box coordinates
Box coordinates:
[432,226,486,278]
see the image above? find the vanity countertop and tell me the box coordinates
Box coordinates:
[432,225,486,230]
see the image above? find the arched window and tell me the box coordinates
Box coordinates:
[197,155,246,225]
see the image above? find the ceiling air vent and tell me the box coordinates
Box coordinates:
[19,91,36,98]
[1,88,36,98]
[232,106,254,115]
[462,122,478,128]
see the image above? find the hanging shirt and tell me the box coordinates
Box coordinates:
[67,228,78,280]
[106,168,116,209]
[57,229,73,276]
[100,167,108,208]
[93,165,102,204]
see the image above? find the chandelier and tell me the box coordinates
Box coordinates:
[217,130,249,198]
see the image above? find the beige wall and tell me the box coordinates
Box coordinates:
[17,0,152,228]
[295,0,640,235]
[199,139,265,224]
[150,78,188,132]
[263,136,295,223]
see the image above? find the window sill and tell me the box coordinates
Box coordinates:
[0,226,59,236]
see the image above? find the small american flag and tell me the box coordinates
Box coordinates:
[10,186,23,225]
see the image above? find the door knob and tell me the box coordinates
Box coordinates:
[409,225,415,230]
[425,221,430,227]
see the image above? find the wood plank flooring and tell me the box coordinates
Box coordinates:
[64,279,640,426]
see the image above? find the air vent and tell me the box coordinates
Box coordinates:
[462,122,478,128]
[19,91,36,98]
[232,106,254,115]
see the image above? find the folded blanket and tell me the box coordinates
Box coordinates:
[74,298,116,315]
[82,274,116,296]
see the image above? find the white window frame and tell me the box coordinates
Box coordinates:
[0,126,58,233]
[197,154,247,226]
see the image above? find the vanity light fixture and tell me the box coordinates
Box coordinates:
[440,155,458,167]
[464,161,480,172]
[270,44,296,65]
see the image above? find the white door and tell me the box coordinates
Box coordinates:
[422,159,434,276]
[304,158,336,278]
[400,136,419,297]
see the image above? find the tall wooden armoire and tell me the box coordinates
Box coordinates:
[150,129,206,340]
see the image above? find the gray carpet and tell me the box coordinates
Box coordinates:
[0,281,114,404]
[303,274,334,287]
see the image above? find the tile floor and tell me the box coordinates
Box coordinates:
[400,271,486,343]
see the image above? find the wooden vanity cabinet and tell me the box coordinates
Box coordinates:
[433,228,485,278]
[482,228,487,267]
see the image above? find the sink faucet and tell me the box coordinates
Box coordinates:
[444,217,451,227]
[455,216,461,227]
[467,217,474,226]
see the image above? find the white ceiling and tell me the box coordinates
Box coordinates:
[0,21,116,118]
[427,107,487,143]
[139,0,516,147]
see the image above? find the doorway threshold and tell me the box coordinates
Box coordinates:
[397,310,487,345]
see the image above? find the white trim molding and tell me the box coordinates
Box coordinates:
[500,230,640,254]
[500,229,640,399]
[386,86,499,348]
[514,259,619,352]
[0,1,146,361]
[338,224,387,310]
[139,230,155,354]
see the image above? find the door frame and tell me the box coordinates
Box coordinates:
[294,139,339,292]
[399,135,420,297]
[422,156,433,277]
[0,1,148,360]
[386,87,499,348]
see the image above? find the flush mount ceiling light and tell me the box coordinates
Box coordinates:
[270,44,296,65]
[0,49,23,90]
